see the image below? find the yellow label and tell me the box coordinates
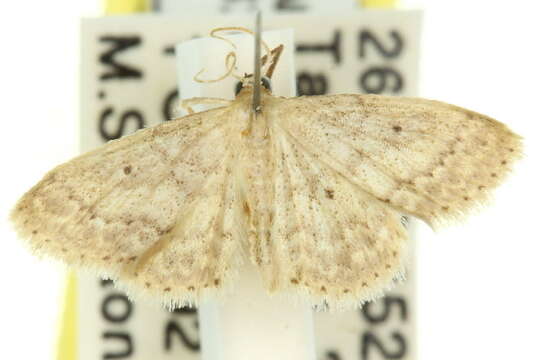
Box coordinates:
[104,0,151,14]
[361,0,398,8]
[56,271,78,360]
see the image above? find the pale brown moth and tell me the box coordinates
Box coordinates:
[10,29,522,309]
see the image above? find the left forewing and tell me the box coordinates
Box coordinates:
[269,94,522,227]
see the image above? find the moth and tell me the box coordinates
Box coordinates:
[10,29,522,309]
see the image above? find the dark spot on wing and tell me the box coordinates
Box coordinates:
[324,189,335,199]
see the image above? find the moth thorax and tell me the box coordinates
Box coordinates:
[243,111,270,144]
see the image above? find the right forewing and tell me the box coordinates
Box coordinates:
[11,107,244,306]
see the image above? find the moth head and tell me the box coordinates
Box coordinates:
[235,75,272,96]
[235,43,283,97]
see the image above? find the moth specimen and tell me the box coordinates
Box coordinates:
[10,30,522,309]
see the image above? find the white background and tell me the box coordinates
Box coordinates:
[0,1,538,359]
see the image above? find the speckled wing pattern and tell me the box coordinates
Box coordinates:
[245,93,521,307]
[11,106,245,306]
[270,95,521,227]
[11,92,522,308]
[244,121,409,309]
